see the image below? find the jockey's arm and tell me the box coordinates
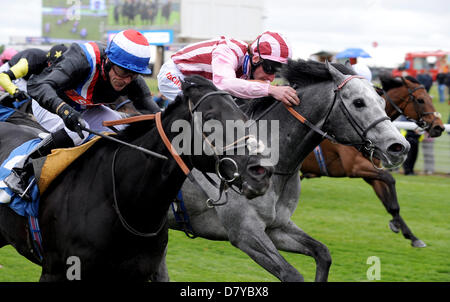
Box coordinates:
[27,46,89,113]
[0,48,49,96]
[0,58,28,95]
[127,75,161,113]
[211,45,270,99]
[27,68,71,113]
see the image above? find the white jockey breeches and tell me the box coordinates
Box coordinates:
[32,101,125,146]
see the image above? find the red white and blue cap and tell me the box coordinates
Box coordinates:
[106,29,152,74]
[250,31,292,64]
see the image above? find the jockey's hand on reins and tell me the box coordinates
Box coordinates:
[57,103,86,139]
[269,85,300,106]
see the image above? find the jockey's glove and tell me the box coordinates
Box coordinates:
[56,103,86,139]
[13,89,30,102]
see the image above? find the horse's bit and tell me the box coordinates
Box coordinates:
[108,90,261,237]
[189,90,263,207]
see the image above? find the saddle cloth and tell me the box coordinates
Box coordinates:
[0,135,106,217]
[0,138,42,217]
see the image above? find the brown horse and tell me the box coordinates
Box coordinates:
[300,76,445,247]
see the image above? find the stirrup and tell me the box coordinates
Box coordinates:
[3,170,33,201]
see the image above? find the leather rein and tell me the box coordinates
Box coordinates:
[103,91,257,237]
[248,75,389,175]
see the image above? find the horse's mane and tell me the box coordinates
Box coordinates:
[281,59,356,88]
[380,75,420,92]
[236,96,275,118]
[239,59,356,116]
[181,74,218,92]
[115,75,216,142]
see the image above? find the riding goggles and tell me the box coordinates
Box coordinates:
[255,36,282,75]
[111,64,139,80]
[261,60,282,75]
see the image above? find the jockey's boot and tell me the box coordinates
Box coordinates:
[4,129,74,201]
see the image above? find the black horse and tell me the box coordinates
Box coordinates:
[0,75,272,281]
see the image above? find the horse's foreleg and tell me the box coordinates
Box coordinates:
[227,221,304,282]
[268,221,331,282]
[363,173,425,247]
[150,246,170,282]
[0,234,6,248]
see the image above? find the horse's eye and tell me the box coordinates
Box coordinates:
[417,98,424,104]
[203,112,214,120]
[353,98,365,108]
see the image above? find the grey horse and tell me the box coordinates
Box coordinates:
[163,59,410,282]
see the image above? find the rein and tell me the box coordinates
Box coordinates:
[111,146,168,237]
[105,90,258,236]
[272,75,389,175]
[187,91,254,207]
[282,75,388,150]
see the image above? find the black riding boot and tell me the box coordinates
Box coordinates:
[4,129,74,201]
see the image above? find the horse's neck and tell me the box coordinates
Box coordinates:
[264,82,333,174]
[118,104,193,208]
[384,89,405,120]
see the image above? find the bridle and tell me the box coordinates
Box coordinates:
[188,90,263,207]
[297,75,390,170]
[108,89,264,237]
[327,75,390,151]
[382,77,441,131]
[249,75,390,175]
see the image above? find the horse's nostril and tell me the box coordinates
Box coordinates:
[429,126,445,138]
[248,165,268,177]
[388,143,404,153]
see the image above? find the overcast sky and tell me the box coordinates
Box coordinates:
[0,0,42,44]
[1,0,449,67]
[263,0,450,67]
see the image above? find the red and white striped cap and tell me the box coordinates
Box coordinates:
[250,31,292,64]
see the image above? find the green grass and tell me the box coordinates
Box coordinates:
[1,173,449,282]
[0,79,448,282]
[145,77,159,94]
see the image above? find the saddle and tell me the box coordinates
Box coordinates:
[35,135,104,194]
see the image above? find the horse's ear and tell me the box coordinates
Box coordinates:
[344,60,352,69]
[180,78,198,94]
[380,75,402,91]
[180,78,189,91]
[325,59,346,83]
